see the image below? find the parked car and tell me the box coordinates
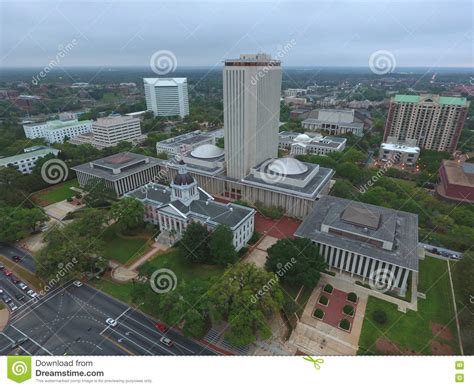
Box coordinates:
[155,323,167,333]
[160,337,173,347]
[15,294,25,302]
[26,290,39,298]
[4,270,12,277]
[11,276,20,284]
[0,288,3,294]
[17,283,28,291]
[73,281,83,287]
[12,255,21,262]
[8,302,18,311]
[105,318,118,327]
[2,296,12,304]
[0,264,4,270]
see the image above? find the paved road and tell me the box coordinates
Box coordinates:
[0,244,36,273]
[0,280,218,356]
[419,243,462,259]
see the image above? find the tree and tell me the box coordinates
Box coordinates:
[179,222,211,263]
[0,206,48,243]
[111,197,144,234]
[209,225,237,265]
[266,237,327,288]
[208,262,283,346]
[83,178,115,207]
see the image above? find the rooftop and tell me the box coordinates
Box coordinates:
[393,94,468,106]
[143,78,187,87]
[0,147,59,165]
[441,160,474,188]
[93,115,140,127]
[295,195,419,271]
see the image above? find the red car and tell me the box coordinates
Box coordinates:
[4,270,12,277]
[11,276,20,284]
[12,255,22,262]
[155,323,167,333]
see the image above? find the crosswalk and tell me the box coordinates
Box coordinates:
[204,328,249,355]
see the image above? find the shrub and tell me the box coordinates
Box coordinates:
[343,305,354,316]
[347,292,357,303]
[75,194,82,199]
[324,284,334,293]
[66,197,73,202]
[372,309,388,325]
[318,295,329,306]
[248,231,262,245]
[255,201,285,219]
[313,308,324,319]
[339,319,350,331]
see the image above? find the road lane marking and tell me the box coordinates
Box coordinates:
[9,324,53,355]
[101,334,135,355]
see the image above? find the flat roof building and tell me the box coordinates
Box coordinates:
[437,160,474,204]
[23,116,92,144]
[302,109,364,137]
[379,137,420,166]
[92,115,142,147]
[72,152,162,197]
[0,146,59,174]
[279,131,346,156]
[295,196,419,296]
[156,130,214,156]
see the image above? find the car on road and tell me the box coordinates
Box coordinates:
[106,318,118,327]
[17,283,28,291]
[0,288,3,294]
[8,302,18,311]
[11,337,28,349]
[450,254,459,259]
[26,289,39,298]
[155,322,167,332]
[73,281,83,287]
[160,337,173,347]
[12,255,22,262]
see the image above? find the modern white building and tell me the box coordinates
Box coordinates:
[379,137,420,166]
[127,161,255,251]
[295,196,419,296]
[223,53,282,179]
[144,78,189,118]
[156,130,214,156]
[302,109,364,137]
[23,115,92,144]
[279,131,346,156]
[0,146,59,174]
[92,115,142,147]
[72,152,162,197]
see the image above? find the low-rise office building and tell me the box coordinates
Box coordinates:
[302,109,364,137]
[379,137,420,166]
[72,152,162,197]
[279,131,346,156]
[127,161,255,251]
[0,146,59,174]
[156,130,214,156]
[295,196,419,296]
[23,115,92,144]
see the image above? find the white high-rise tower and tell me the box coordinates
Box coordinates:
[144,78,189,118]
[223,53,282,179]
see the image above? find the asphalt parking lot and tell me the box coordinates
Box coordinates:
[0,279,217,356]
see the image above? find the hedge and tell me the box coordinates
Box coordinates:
[319,295,329,306]
[347,292,358,303]
[343,305,354,316]
[324,284,334,294]
[313,308,324,319]
[339,319,350,331]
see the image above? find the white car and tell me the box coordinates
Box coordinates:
[160,337,173,347]
[73,281,83,287]
[17,283,27,291]
[26,289,39,298]
[0,289,3,294]
[106,318,118,327]
[9,303,18,312]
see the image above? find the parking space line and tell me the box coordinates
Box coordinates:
[10,325,53,355]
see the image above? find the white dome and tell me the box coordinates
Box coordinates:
[268,157,308,176]
[294,133,311,142]
[190,144,224,159]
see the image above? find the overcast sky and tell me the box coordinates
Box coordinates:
[1,0,472,68]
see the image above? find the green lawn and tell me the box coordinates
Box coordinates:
[148,249,225,282]
[33,178,79,205]
[93,277,135,304]
[102,224,152,265]
[358,256,458,355]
